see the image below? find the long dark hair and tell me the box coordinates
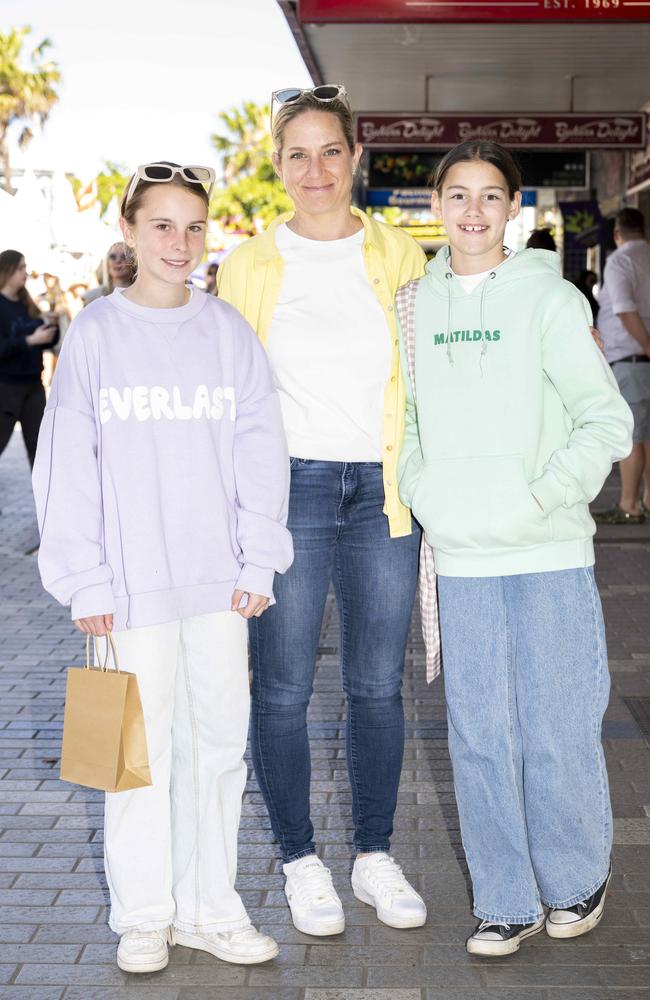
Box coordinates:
[433,141,522,198]
[0,250,40,318]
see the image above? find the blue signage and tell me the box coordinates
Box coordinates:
[367,188,538,208]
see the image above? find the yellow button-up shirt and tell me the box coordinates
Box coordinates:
[218,206,427,538]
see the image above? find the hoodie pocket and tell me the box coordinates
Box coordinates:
[412,454,551,551]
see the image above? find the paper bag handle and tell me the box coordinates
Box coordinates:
[85,632,121,673]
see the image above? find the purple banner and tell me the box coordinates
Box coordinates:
[355,114,646,150]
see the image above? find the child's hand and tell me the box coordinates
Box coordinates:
[590,326,604,353]
[74,614,113,636]
[231,590,270,619]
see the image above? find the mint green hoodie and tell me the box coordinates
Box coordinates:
[397,247,633,577]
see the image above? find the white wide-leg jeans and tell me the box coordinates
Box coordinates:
[102,612,251,935]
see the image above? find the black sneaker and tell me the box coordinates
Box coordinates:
[466,916,545,956]
[545,867,611,939]
[592,505,644,525]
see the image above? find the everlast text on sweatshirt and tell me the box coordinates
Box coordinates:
[397,247,634,577]
[32,288,293,629]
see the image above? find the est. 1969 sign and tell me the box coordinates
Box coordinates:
[355,114,647,149]
[299,0,650,22]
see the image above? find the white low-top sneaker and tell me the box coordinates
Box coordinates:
[172,924,278,964]
[283,855,346,936]
[546,867,612,939]
[466,917,545,956]
[352,853,427,929]
[116,927,171,973]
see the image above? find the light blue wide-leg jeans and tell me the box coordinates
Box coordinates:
[438,567,612,924]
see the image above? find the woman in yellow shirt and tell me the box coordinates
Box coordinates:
[218,85,426,938]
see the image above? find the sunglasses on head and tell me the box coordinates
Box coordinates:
[124,163,216,208]
[270,84,349,124]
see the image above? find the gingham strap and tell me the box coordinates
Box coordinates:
[395,280,442,684]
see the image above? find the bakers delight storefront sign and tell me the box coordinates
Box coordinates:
[355,114,646,150]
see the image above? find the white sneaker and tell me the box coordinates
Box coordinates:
[283,855,345,936]
[546,867,612,939]
[352,853,427,929]
[116,927,170,973]
[466,917,545,956]
[172,924,278,964]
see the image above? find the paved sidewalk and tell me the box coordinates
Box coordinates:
[1,430,649,1000]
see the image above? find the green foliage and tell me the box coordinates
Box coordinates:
[211,172,292,231]
[211,100,273,181]
[0,26,61,190]
[68,161,129,217]
[563,209,595,236]
[96,161,130,215]
[210,100,290,230]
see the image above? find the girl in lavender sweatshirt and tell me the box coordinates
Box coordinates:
[32,163,293,973]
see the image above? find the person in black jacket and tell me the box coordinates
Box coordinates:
[0,250,59,467]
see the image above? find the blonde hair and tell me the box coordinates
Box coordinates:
[272,93,355,156]
[99,241,134,290]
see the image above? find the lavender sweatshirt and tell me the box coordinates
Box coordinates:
[32,287,293,630]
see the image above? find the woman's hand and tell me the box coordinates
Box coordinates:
[74,614,113,636]
[25,324,57,347]
[231,590,270,619]
[590,326,604,353]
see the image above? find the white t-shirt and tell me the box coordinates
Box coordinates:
[451,248,516,293]
[266,223,392,461]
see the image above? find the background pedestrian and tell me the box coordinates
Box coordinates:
[83,241,133,305]
[593,208,650,524]
[0,249,59,468]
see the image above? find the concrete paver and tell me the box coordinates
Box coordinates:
[1,430,650,997]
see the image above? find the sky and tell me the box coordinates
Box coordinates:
[4,0,313,180]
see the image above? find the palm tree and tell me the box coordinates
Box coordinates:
[210,99,291,231]
[211,101,274,184]
[0,27,61,192]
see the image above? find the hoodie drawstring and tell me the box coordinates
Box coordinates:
[445,267,496,372]
[478,271,497,375]
[445,271,454,366]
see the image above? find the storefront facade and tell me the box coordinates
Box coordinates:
[279,1,650,272]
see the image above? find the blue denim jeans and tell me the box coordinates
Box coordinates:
[250,459,420,862]
[438,568,613,924]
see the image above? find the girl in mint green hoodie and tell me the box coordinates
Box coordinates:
[396,141,633,958]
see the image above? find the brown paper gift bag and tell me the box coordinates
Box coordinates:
[60,633,152,792]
